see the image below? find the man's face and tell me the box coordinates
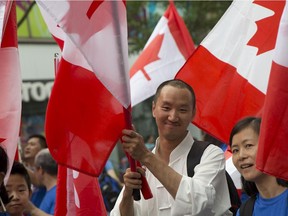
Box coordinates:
[5,174,31,216]
[24,137,42,160]
[152,85,194,143]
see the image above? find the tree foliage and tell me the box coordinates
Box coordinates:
[127,1,232,54]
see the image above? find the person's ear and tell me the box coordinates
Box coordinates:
[36,166,44,175]
[152,101,156,118]
[40,167,45,175]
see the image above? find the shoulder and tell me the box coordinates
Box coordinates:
[203,144,225,159]
[43,186,57,201]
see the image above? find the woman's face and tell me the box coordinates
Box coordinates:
[231,127,263,182]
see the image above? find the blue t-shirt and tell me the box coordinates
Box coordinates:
[39,185,56,214]
[30,186,46,208]
[237,189,288,216]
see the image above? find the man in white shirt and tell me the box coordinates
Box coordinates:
[111,79,231,216]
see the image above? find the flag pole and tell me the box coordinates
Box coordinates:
[54,53,60,76]
[110,1,142,201]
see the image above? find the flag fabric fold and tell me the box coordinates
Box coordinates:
[0,1,21,181]
[36,0,130,177]
[55,165,106,216]
[176,0,286,144]
[130,1,195,106]
[257,1,288,180]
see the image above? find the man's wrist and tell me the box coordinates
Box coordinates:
[141,151,154,167]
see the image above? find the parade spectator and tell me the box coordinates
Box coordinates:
[111,79,231,215]
[230,117,288,216]
[23,135,47,208]
[24,149,57,216]
[0,146,10,212]
[23,135,47,171]
[4,162,31,216]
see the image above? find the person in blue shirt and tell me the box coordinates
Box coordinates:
[24,149,57,216]
[230,117,288,216]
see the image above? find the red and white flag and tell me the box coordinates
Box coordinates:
[55,165,106,216]
[257,1,288,180]
[36,1,131,215]
[176,0,286,143]
[0,1,22,180]
[130,1,195,106]
[36,0,130,177]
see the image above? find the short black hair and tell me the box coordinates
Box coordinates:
[0,146,10,204]
[27,134,47,149]
[154,79,196,113]
[0,146,8,174]
[10,161,32,192]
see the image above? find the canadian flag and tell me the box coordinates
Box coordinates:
[36,0,130,177]
[176,0,286,144]
[36,1,131,215]
[0,1,22,180]
[257,1,288,180]
[130,1,195,106]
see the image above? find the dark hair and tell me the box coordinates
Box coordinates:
[229,117,261,147]
[241,176,288,197]
[10,161,32,192]
[0,146,8,174]
[230,117,288,196]
[28,134,47,149]
[35,149,58,176]
[154,79,196,113]
[0,146,10,204]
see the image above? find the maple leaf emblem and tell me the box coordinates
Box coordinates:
[130,34,164,81]
[247,0,285,55]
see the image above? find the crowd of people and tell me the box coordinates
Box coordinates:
[1,79,287,216]
[0,135,57,216]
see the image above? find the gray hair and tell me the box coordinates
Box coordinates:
[35,149,58,176]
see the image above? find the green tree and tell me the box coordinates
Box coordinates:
[127,1,232,54]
